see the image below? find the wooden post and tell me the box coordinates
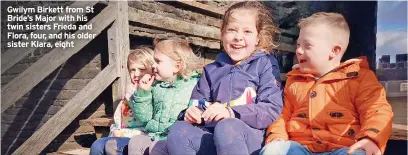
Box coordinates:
[109,1,130,111]
[12,63,117,155]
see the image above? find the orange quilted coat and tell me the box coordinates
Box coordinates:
[265,57,393,153]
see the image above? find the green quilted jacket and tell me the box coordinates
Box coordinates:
[130,71,200,140]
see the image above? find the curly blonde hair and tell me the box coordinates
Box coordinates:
[153,37,202,79]
[221,1,280,53]
[127,45,155,73]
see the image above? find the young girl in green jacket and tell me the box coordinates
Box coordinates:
[127,37,201,155]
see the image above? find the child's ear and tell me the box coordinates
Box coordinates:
[173,61,182,73]
[330,45,342,60]
[256,36,260,46]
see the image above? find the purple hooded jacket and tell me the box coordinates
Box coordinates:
[189,50,283,129]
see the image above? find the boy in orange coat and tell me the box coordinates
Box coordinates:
[260,12,394,155]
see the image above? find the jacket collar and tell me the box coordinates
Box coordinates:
[157,71,200,88]
[287,56,369,82]
[215,50,268,67]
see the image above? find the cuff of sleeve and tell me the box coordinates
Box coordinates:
[230,107,241,119]
[227,107,235,118]
[265,133,288,144]
[177,109,187,121]
[355,129,386,153]
[135,88,152,97]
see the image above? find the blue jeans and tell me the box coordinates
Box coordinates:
[90,137,130,155]
[167,118,264,155]
[260,140,366,155]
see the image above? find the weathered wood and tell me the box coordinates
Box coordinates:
[1,5,116,113]
[110,1,130,111]
[176,0,226,16]
[280,73,287,81]
[12,63,117,155]
[128,7,220,40]
[79,117,114,127]
[280,28,298,38]
[1,1,99,74]
[276,42,296,53]
[393,123,408,131]
[129,1,222,28]
[129,26,220,49]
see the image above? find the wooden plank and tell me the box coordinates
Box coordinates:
[108,23,121,111]
[128,7,220,40]
[280,73,287,81]
[280,28,298,38]
[176,0,226,16]
[276,43,296,53]
[1,1,99,74]
[110,1,130,111]
[129,26,220,49]
[12,63,117,155]
[393,123,408,131]
[79,117,114,127]
[1,5,115,113]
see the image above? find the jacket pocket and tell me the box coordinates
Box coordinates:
[326,110,357,124]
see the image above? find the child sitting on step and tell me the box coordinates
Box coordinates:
[90,45,155,155]
[126,37,202,155]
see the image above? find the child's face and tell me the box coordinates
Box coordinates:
[296,24,334,76]
[152,51,179,82]
[128,62,151,85]
[222,9,259,63]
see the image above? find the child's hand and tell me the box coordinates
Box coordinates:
[202,102,230,122]
[348,138,381,155]
[138,74,154,91]
[273,138,285,141]
[184,106,203,124]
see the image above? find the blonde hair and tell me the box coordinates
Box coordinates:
[153,37,202,79]
[298,12,350,52]
[221,1,280,53]
[127,45,155,71]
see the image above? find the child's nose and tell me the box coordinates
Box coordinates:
[296,46,303,55]
[133,70,140,77]
[234,32,244,41]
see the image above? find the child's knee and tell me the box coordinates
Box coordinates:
[259,141,291,155]
[128,135,152,154]
[90,139,107,155]
[214,118,243,134]
[168,121,195,139]
[105,139,119,154]
[129,135,152,147]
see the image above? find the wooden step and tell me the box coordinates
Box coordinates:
[48,148,90,155]
[79,117,113,139]
[79,117,113,127]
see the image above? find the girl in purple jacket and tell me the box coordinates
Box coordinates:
[166,2,283,155]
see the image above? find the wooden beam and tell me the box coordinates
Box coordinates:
[129,26,220,49]
[280,73,287,81]
[280,28,298,38]
[176,0,226,16]
[128,7,220,40]
[110,1,130,111]
[79,117,114,127]
[12,63,117,155]
[1,5,115,113]
[1,1,98,74]
[276,43,296,53]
